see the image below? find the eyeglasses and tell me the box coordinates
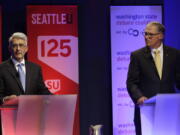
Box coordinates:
[142,32,160,37]
[11,44,26,49]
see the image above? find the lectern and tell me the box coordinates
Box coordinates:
[0,95,77,135]
[140,94,180,135]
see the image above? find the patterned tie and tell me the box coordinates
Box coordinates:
[17,63,26,91]
[154,50,162,79]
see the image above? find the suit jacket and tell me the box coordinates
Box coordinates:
[126,45,180,103]
[0,59,51,103]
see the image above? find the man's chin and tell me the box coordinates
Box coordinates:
[146,44,152,47]
[13,56,23,62]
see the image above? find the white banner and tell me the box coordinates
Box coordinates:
[111,6,162,135]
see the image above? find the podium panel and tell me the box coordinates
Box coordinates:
[153,94,180,135]
[140,94,180,135]
[1,95,77,135]
[1,109,17,135]
[140,104,155,135]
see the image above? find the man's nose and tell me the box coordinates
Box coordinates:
[16,45,21,50]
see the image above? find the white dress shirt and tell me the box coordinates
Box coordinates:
[11,58,26,74]
[151,43,163,67]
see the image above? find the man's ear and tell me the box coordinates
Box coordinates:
[25,46,28,53]
[159,33,164,40]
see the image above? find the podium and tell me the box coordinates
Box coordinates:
[0,95,77,135]
[140,94,180,135]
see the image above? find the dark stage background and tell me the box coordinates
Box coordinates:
[1,0,180,135]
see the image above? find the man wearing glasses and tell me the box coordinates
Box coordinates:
[126,22,180,135]
[0,32,51,104]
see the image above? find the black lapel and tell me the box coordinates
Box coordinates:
[143,46,153,62]
[162,45,169,80]
[25,61,31,93]
[6,59,24,93]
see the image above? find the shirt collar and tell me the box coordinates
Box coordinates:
[11,57,25,66]
[151,43,163,53]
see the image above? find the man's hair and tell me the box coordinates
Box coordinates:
[9,32,28,46]
[147,22,165,34]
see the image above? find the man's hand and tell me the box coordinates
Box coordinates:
[137,96,148,105]
[3,95,17,103]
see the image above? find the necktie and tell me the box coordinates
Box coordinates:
[17,64,26,91]
[154,50,162,79]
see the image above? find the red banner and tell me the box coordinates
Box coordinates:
[27,5,79,135]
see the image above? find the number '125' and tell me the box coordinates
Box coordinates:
[41,39,71,57]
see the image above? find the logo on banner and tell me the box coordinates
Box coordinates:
[31,13,73,25]
[116,28,144,37]
[45,79,61,93]
[37,36,78,83]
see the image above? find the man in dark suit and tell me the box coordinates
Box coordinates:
[0,32,51,104]
[126,22,180,135]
